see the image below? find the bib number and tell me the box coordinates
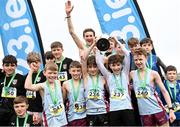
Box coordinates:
[1,87,17,98]
[49,103,64,116]
[26,90,36,99]
[74,102,86,113]
[88,89,101,100]
[111,89,126,100]
[136,87,150,98]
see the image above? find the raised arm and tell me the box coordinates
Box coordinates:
[80,41,96,84]
[153,71,176,123]
[95,50,110,78]
[25,63,43,92]
[114,37,130,74]
[65,0,84,50]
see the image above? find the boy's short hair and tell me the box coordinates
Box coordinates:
[14,96,28,105]
[70,60,81,69]
[3,55,17,65]
[44,61,58,72]
[133,48,147,58]
[27,52,41,64]
[140,37,153,46]
[165,65,177,74]
[108,37,118,47]
[108,54,124,65]
[128,37,139,47]
[50,41,63,49]
[44,51,55,60]
[87,55,97,67]
[83,28,95,37]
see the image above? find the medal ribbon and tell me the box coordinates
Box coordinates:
[70,79,81,102]
[4,73,16,89]
[166,80,177,102]
[146,53,152,69]
[90,75,99,90]
[16,113,29,127]
[47,80,58,105]
[137,68,148,88]
[113,73,123,91]
[33,70,41,84]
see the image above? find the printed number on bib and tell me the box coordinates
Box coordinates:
[136,87,150,98]
[111,89,126,100]
[49,103,64,116]
[74,102,86,113]
[88,89,101,100]
[1,87,17,98]
[26,90,36,99]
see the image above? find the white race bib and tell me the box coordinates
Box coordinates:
[1,87,17,98]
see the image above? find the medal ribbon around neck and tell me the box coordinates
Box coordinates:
[70,79,81,102]
[16,113,28,127]
[113,73,124,91]
[90,75,99,90]
[46,80,58,105]
[146,53,152,69]
[166,80,177,102]
[33,70,41,84]
[4,73,16,91]
[137,68,148,88]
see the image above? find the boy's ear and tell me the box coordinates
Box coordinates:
[109,64,112,68]
[43,70,46,76]
[69,68,71,74]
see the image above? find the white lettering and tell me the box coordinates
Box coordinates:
[6,0,26,18]
[7,35,34,56]
[105,0,127,9]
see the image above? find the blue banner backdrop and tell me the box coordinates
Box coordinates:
[0,0,44,75]
[92,0,150,41]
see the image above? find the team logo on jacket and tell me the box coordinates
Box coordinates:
[63,64,67,69]
[12,79,17,85]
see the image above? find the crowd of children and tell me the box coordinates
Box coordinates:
[0,0,179,126]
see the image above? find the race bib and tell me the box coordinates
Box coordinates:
[1,87,17,98]
[136,87,150,98]
[111,89,126,100]
[74,102,86,113]
[88,89,101,100]
[26,90,36,99]
[58,71,68,81]
[49,103,64,116]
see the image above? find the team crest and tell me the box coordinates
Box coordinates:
[12,79,17,85]
[63,64,67,69]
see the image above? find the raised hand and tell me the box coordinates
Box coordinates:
[65,0,73,16]
[29,62,38,72]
